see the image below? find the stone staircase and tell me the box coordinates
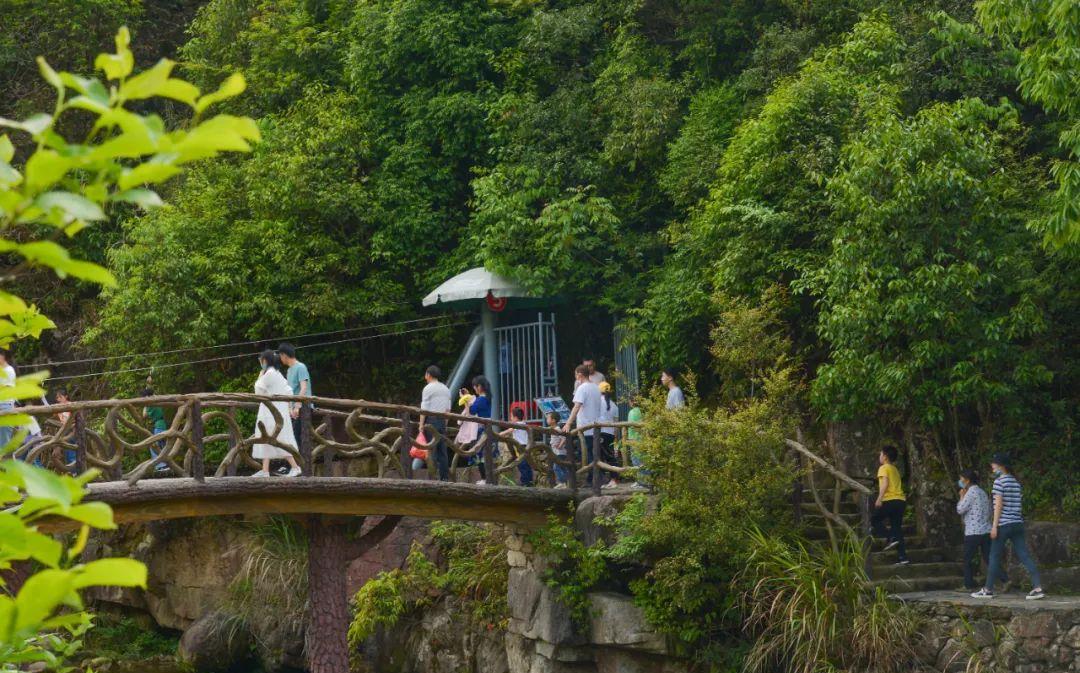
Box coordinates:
[798,475,965,594]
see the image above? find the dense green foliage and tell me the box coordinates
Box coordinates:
[3,1,1065,514]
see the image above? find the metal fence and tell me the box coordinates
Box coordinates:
[495,313,559,422]
[612,322,640,412]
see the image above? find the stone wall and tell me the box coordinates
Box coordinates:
[502,495,692,673]
[910,596,1080,672]
[361,595,509,673]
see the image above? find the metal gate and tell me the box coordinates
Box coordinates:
[495,313,559,422]
[613,322,640,409]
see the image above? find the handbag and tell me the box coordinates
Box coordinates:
[410,433,429,460]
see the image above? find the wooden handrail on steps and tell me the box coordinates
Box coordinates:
[785,436,876,579]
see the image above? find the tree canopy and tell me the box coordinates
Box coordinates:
[2,0,1076,513]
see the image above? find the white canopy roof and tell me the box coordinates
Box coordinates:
[422,267,532,307]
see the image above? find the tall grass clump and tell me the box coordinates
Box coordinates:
[216,516,309,654]
[737,529,920,673]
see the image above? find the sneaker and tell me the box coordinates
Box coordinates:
[970,588,994,599]
[601,481,618,489]
[630,482,649,491]
[1025,588,1045,600]
[252,470,270,478]
[554,483,568,489]
[476,479,486,485]
[895,559,911,566]
[285,466,302,477]
[883,539,900,551]
[154,464,170,473]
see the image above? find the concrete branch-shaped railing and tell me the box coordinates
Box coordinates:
[4,393,643,497]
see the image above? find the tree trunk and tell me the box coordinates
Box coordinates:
[306,515,353,673]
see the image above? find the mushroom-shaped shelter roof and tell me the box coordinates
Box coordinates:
[422,267,537,308]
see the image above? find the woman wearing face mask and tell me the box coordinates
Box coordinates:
[971,454,1044,600]
[956,469,1006,592]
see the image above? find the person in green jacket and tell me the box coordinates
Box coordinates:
[143,388,168,472]
[626,393,648,490]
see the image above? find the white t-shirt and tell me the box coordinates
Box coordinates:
[666,385,686,410]
[420,381,451,414]
[598,397,619,435]
[572,381,602,437]
[512,428,529,446]
[573,370,606,391]
[0,364,15,405]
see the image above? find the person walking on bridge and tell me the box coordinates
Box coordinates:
[278,342,311,446]
[564,365,601,485]
[419,365,452,481]
[253,350,302,478]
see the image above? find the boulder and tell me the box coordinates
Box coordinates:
[587,593,665,655]
[178,611,252,673]
[508,568,583,646]
[594,649,690,673]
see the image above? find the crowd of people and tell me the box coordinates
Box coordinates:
[412,358,686,489]
[1,344,1052,597]
[6,344,685,487]
[870,449,1045,600]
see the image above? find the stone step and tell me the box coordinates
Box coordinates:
[870,546,951,564]
[799,514,864,529]
[872,574,965,594]
[870,533,932,549]
[805,523,915,540]
[800,499,861,512]
[870,561,964,580]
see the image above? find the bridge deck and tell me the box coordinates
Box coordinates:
[40,477,577,531]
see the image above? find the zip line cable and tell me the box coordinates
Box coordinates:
[23,315,455,371]
[42,321,471,383]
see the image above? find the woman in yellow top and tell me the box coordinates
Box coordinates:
[870,447,909,565]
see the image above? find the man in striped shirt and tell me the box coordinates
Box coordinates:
[971,454,1045,600]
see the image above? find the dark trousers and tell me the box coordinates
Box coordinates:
[427,418,449,481]
[871,499,907,561]
[518,458,533,486]
[963,534,1006,590]
[583,433,596,485]
[987,523,1040,591]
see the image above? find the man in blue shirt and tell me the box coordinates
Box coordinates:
[278,343,312,455]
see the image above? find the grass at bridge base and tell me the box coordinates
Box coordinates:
[77,612,182,670]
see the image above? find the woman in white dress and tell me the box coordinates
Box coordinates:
[253,350,302,478]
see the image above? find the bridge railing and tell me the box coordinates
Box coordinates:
[2,394,643,495]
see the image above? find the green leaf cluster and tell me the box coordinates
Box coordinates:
[348,521,508,650]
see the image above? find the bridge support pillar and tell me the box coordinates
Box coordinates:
[306,515,351,673]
